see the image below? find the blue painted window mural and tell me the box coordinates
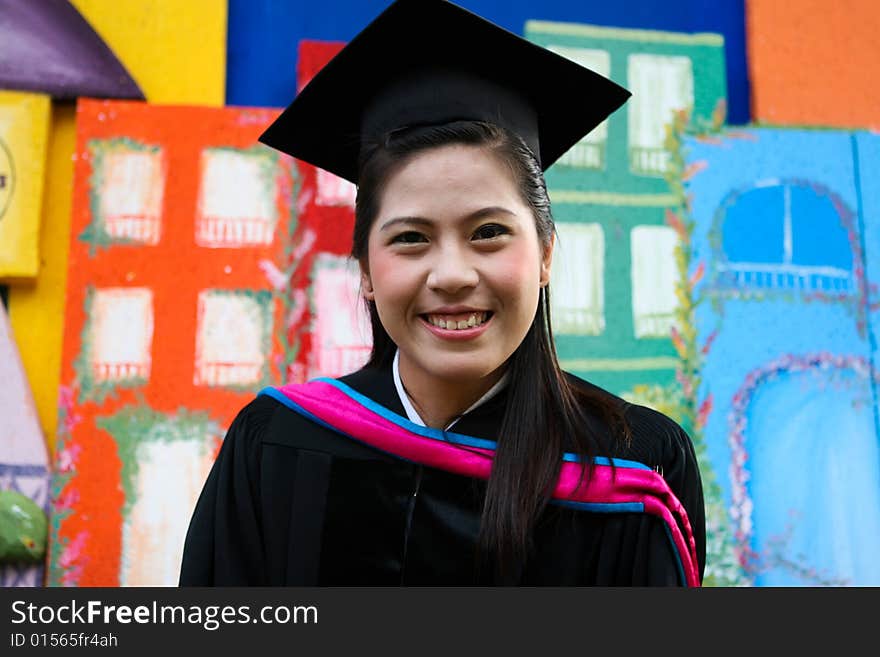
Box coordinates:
[684,128,879,586]
[717,181,855,293]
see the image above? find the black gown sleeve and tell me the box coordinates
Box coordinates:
[179,396,276,586]
[667,421,707,583]
[624,404,707,583]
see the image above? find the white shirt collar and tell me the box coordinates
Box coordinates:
[392,349,509,431]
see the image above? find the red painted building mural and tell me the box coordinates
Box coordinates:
[53,99,291,585]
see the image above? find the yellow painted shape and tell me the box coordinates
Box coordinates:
[70,0,227,105]
[0,91,51,280]
[8,103,77,454]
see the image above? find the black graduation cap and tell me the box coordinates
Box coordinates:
[259,0,631,184]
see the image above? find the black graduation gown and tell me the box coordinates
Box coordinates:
[179,364,706,586]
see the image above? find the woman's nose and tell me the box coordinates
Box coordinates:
[425,245,479,294]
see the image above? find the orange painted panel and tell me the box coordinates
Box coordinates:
[747,0,880,130]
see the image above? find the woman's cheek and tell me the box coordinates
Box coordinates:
[372,255,426,310]
[492,249,539,286]
[368,255,394,283]
[366,243,404,284]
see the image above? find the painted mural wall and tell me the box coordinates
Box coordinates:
[4,0,227,458]
[50,99,294,585]
[1,0,877,586]
[681,127,880,585]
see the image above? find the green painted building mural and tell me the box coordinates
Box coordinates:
[528,21,743,586]
[526,21,726,396]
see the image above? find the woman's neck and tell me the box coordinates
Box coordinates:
[397,355,504,429]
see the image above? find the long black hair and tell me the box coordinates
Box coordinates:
[352,120,629,581]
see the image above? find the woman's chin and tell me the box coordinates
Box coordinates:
[406,356,505,389]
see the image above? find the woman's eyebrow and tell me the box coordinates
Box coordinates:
[379,207,515,232]
[466,206,515,222]
[379,216,433,232]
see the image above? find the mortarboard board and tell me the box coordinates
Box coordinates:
[259,0,631,184]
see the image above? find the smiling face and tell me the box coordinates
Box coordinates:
[362,143,553,399]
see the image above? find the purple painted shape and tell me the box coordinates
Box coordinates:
[0,302,50,587]
[0,0,144,100]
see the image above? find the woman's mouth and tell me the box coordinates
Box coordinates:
[419,311,494,339]
[423,311,492,330]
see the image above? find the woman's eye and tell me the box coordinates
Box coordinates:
[391,231,427,244]
[472,224,508,240]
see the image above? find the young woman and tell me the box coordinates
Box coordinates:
[180,0,706,586]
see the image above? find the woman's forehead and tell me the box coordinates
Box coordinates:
[380,144,520,203]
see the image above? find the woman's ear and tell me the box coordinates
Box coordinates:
[360,264,375,300]
[540,232,555,287]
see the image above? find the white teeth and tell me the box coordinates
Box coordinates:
[427,312,489,330]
